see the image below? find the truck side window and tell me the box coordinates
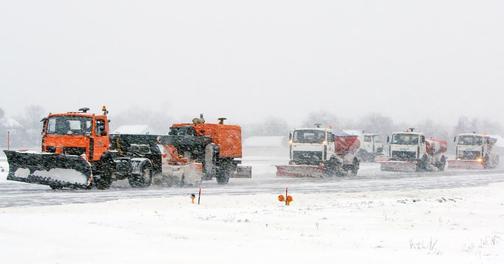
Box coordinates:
[96,120,107,136]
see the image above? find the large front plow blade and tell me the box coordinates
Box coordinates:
[379,161,418,172]
[276,165,325,178]
[4,150,92,189]
[448,159,485,170]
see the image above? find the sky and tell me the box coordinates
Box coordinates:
[1,0,503,126]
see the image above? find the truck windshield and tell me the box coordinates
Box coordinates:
[292,130,326,144]
[391,134,419,145]
[458,135,483,145]
[47,116,92,135]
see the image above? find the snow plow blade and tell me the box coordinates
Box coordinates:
[379,161,417,172]
[447,160,485,170]
[276,165,325,178]
[4,150,92,189]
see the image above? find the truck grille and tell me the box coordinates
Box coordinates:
[391,151,416,161]
[460,151,481,160]
[292,151,323,165]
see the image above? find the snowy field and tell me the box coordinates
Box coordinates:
[1,149,504,263]
[1,182,503,263]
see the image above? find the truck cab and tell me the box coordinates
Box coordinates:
[289,128,334,165]
[345,130,384,162]
[41,108,110,162]
[387,131,426,161]
[454,133,499,168]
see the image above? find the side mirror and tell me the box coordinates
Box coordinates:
[386,136,390,143]
[289,133,292,140]
[453,137,456,143]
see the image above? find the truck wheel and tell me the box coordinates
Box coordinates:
[437,156,446,171]
[95,156,114,190]
[417,154,429,171]
[350,158,360,176]
[128,161,153,188]
[216,160,233,185]
[324,157,339,177]
[95,175,112,190]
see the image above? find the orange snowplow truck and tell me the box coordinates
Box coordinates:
[169,116,250,184]
[4,108,251,189]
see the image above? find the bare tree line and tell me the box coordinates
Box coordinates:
[1,106,502,148]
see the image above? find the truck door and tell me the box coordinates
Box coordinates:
[419,135,426,158]
[93,118,110,161]
[327,131,335,159]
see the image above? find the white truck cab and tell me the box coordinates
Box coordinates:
[453,133,499,168]
[289,128,335,165]
[387,131,426,161]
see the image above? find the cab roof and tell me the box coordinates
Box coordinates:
[392,131,424,136]
[47,112,106,119]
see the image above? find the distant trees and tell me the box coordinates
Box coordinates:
[453,116,503,136]
[301,110,340,128]
[355,113,397,137]
[16,105,46,147]
[415,119,450,140]
[244,117,290,137]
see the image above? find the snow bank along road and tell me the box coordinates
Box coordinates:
[1,156,504,208]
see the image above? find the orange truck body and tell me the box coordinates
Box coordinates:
[170,123,243,158]
[42,113,110,162]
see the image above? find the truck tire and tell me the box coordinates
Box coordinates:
[95,155,115,190]
[95,174,112,190]
[324,157,339,177]
[128,161,153,188]
[417,154,429,171]
[437,156,446,171]
[216,159,233,185]
[482,155,489,169]
[350,158,360,176]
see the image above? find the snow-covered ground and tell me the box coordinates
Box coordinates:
[1,183,503,264]
[1,145,504,263]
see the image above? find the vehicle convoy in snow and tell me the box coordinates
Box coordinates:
[344,130,384,162]
[3,108,251,189]
[380,129,447,172]
[276,127,361,177]
[448,133,500,169]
